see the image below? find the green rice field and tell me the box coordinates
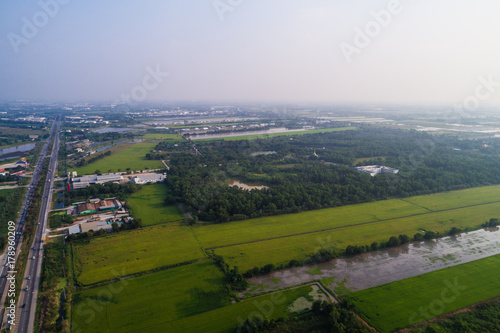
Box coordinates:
[72,260,231,333]
[72,185,500,282]
[72,142,163,175]
[127,183,182,226]
[72,222,205,285]
[146,285,325,333]
[214,201,500,271]
[350,253,500,332]
[194,198,429,249]
[403,185,500,211]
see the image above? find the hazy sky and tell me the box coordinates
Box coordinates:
[1,0,500,105]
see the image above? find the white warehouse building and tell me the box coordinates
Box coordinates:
[71,174,124,189]
[131,173,166,184]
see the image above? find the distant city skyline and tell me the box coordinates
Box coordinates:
[1,1,500,107]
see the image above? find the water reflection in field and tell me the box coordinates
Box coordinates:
[242,227,500,296]
[0,143,36,160]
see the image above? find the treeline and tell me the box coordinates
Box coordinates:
[145,153,168,160]
[243,248,336,278]
[0,172,21,183]
[67,182,141,202]
[83,131,133,142]
[75,150,111,167]
[0,188,26,251]
[0,133,42,147]
[154,141,191,152]
[38,238,70,332]
[211,254,248,291]
[242,225,481,278]
[483,218,499,228]
[344,227,466,255]
[0,119,46,129]
[165,128,500,222]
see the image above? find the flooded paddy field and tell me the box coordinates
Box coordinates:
[189,127,306,140]
[0,143,36,160]
[242,227,500,297]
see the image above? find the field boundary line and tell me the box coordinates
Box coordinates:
[189,226,208,257]
[75,259,201,290]
[242,281,330,301]
[399,198,434,213]
[206,199,500,250]
[141,219,184,227]
[353,311,380,333]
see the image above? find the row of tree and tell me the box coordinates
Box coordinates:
[75,150,112,167]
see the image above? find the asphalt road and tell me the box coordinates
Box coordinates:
[18,119,60,333]
[0,119,59,332]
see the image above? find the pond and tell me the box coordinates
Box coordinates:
[94,139,129,153]
[54,191,65,209]
[0,143,36,161]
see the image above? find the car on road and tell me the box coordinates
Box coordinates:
[32,256,35,260]
[27,275,30,280]
[25,286,28,291]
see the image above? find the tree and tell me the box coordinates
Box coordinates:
[111,222,119,232]
[131,218,142,229]
[95,169,102,175]
[387,236,400,247]
[398,234,410,244]
[413,233,424,241]
[164,195,176,205]
[424,231,437,240]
